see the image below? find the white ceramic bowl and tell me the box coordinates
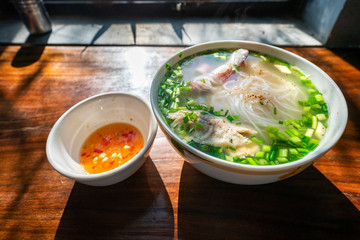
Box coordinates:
[150,40,348,185]
[46,92,158,186]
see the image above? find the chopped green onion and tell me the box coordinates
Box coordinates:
[278,148,288,157]
[229,146,236,151]
[225,155,234,162]
[315,94,324,102]
[289,148,299,155]
[247,158,258,165]
[178,52,183,57]
[259,159,268,165]
[255,151,265,158]
[183,116,189,123]
[277,157,289,164]
[297,148,310,153]
[289,136,302,145]
[263,145,271,152]
[227,115,234,122]
[240,159,248,164]
[314,121,326,139]
[180,86,192,92]
[316,113,327,121]
[269,146,279,161]
[305,128,314,138]
[195,121,204,128]
[304,106,311,112]
[201,144,209,151]
[186,99,195,106]
[179,130,187,135]
[251,137,264,143]
[288,119,301,129]
[312,115,317,129]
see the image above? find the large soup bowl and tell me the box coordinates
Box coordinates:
[150,41,347,185]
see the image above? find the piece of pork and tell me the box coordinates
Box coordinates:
[168,110,260,157]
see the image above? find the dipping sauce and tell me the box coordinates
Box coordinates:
[80,123,144,174]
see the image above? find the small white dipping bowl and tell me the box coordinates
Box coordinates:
[150,40,348,185]
[46,92,157,186]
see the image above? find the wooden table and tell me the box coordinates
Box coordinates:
[0,45,359,239]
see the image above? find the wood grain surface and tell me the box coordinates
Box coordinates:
[0,46,359,239]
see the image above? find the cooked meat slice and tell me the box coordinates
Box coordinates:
[168,110,260,157]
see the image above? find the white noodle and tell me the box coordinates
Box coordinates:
[211,73,306,138]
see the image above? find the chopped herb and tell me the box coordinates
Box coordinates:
[166,63,171,70]
[178,52,183,57]
[195,121,203,128]
[260,102,264,105]
[183,116,189,123]
[229,146,236,151]
[209,106,214,114]
[274,107,277,115]
[227,115,234,122]
[187,99,195,106]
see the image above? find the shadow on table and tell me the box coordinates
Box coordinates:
[55,158,174,240]
[11,32,51,68]
[178,163,360,240]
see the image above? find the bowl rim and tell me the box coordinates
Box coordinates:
[150,40,348,172]
[46,92,158,181]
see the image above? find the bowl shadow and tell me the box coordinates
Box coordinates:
[55,157,174,240]
[178,163,360,240]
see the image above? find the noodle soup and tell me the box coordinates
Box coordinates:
[157,49,329,165]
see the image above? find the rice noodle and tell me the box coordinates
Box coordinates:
[211,72,306,138]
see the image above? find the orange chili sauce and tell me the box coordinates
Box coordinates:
[79,123,144,174]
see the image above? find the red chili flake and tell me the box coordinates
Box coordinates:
[129,146,135,152]
[122,133,128,138]
[102,136,111,145]
[92,166,96,169]
[86,154,91,157]
[110,161,114,166]
[94,148,103,153]
[81,153,87,156]
[123,155,128,159]
[130,118,133,121]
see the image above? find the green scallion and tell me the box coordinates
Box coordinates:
[229,146,236,151]
[227,115,234,122]
[195,121,203,128]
